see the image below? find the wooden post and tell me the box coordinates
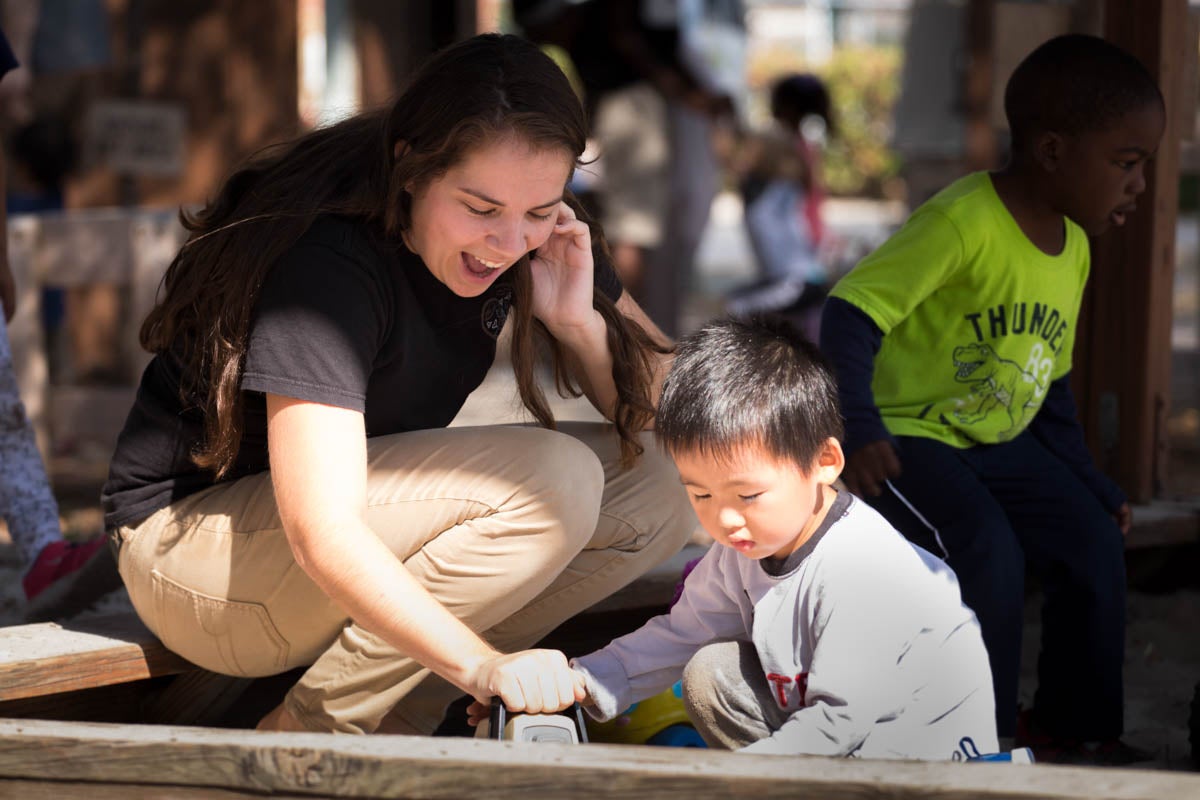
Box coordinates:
[133,0,301,207]
[6,218,49,458]
[964,0,997,172]
[1075,0,1187,502]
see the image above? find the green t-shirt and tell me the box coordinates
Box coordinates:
[830,172,1090,448]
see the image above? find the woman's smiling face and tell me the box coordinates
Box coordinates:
[404,137,573,297]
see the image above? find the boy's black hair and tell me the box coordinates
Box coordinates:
[12,115,77,191]
[656,315,843,470]
[770,73,835,135]
[1005,34,1163,153]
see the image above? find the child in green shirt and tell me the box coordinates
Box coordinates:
[820,34,1163,766]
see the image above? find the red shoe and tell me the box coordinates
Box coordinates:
[1015,708,1153,766]
[1015,707,1080,764]
[22,537,109,601]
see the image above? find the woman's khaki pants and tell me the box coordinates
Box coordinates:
[112,423,696,734]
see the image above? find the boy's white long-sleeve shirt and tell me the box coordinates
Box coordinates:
[572,493,997,760]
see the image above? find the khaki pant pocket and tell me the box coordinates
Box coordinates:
[150,569,290,677]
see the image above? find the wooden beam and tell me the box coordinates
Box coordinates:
[0,613,194,702]
[964,0,998,171]
[1076,0,1187,501]
[0,681,156,725]
[0,780,313,800]
[142,670,255,727]
[0,719,1196,800]
[1125,500,1200,548]
[6,216,49,458]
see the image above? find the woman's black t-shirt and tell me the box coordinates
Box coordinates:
[102,216,623,529]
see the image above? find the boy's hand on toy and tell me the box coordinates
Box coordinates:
[464,649,586,726]
[571,669,595,707]
[842,440,902,498]
[1113,502,1132,536]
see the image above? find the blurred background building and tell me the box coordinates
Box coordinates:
[0,0,1197,518]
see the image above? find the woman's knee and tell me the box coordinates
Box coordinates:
[521,427,607,538]
[606,435,696,552]
[461,427,608,553]
[368,426,606,545]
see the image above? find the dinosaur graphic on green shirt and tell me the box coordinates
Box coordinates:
[950,343,1044,439]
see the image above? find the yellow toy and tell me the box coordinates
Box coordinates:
[585,681,706,747]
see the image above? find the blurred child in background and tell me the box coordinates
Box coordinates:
[728,73,833,337]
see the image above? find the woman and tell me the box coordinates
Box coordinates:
[101,33,695,735]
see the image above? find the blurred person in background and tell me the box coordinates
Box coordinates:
[516,0,739,336]
[727,73,834,341]
[0,22,114,622]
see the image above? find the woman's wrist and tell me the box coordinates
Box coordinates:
[446,642,504,696]
[546,309,607,356]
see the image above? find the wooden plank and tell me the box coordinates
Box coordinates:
[0,613,194,702]
[0,779,313,800]
[1126,501,1200,548]
[0,680,157,724]
[0,719,1196,800]
[127,213,188,378]
[143,670,255,727]
[1077,1,1188,502]
[6,209,183,465]
[6,216,50,457]
[31,211,134,287]
[47,386,138,466]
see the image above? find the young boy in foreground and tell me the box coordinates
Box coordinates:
[570,317,998,760]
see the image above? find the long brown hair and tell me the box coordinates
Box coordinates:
[141,33,666,478]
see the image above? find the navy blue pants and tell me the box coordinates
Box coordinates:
[863,432,1126,741]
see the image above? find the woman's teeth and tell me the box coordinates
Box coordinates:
[465,253,502,276]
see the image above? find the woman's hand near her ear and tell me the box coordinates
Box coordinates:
[529,201,605,344]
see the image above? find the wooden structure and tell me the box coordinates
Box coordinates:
[0,598,1197,797]
[0,718,1197,800]
[0,613,191,704]
[1076,0,1191,502]
[0,612,256,729]
[5,208,186,459]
